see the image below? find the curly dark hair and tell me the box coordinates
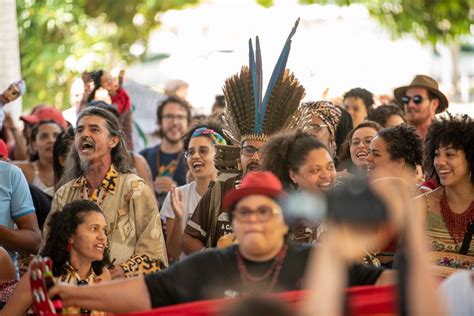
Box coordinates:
[367,104,406,128]
[41,200,111,277]
[182,119,230,150]
[156,96,192,137]
[338,121,382,172]
[343,87,374,110]
[424,115,474,184]
[376,123,423,169]
[261,130,329,191]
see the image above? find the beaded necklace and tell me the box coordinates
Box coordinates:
[235,245,288,291]
[440,191,474,243]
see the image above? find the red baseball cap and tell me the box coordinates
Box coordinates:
[0,139,8,159]
[223,171,286,211]
[20,106,67,129]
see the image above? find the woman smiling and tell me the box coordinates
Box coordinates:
[2,200,111,315]
[160,121,228,261]
[418,116,474,262]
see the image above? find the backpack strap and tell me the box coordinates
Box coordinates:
[460,221,474,255]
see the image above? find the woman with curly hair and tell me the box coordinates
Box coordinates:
[2,199,111,315]
[364,124,429,267]
[417,115,474,260]
[261,130,336,243]
[262,130,336,194]
[366,124,429,196]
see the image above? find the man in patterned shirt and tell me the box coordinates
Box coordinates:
[46,106,167,279]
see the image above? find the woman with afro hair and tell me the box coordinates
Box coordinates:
[366,124,429,196]
[417,115,474,260]
[364,124,430,267]
[3,200,111,315]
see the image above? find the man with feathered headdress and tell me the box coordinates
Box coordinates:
[182,19,310,254]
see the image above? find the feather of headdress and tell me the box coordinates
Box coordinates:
[263,70,306,134]
[259,18,300,134]
[222,66,256,142]
[214,144,241,173]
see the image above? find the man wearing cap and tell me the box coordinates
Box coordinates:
[394,75,449,139]
[48,171,390,312]
[182,20,308,254]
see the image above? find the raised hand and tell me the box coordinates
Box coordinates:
[170,186,184,220]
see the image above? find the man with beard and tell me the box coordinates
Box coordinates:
[394,75,448,139]
[140,96,191,206]
[182,19,309,254]
[46,107,168,279]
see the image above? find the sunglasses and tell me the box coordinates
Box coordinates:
[401,95,425,105]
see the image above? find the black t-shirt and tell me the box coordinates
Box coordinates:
[144,243,383,308]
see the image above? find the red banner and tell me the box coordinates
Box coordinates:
[115,285,397,316]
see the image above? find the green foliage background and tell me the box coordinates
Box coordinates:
[18,0,472,110]
[17,0,198,110]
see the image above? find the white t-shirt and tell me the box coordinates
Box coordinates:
[160,182,202,260]
[160,181,201,223]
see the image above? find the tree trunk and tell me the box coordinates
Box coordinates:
[449,41,460,102]
[0,0,22,119]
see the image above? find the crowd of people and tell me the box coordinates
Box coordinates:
[0,20,473,315]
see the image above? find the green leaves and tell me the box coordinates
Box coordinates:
[17,0,198,110]
[299,0,472,45]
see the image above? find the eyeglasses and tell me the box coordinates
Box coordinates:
[401,95,425,105]
[241,146,261,157]
[232,206,280,222]
[309,124,329,133]
[162,114,187,122]
[350,137,373,147]
[184,146,211,159]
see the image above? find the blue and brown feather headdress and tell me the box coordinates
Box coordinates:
[222,19,308,144]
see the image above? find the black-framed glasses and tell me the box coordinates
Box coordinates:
[232,206,280,222]
[241,146,261,157]
[184,146,211,159]
[401,95,424,105]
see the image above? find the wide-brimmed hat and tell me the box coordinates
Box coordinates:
[394,75,448,114]
[20,106,67,129]
[223,171,287,211]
